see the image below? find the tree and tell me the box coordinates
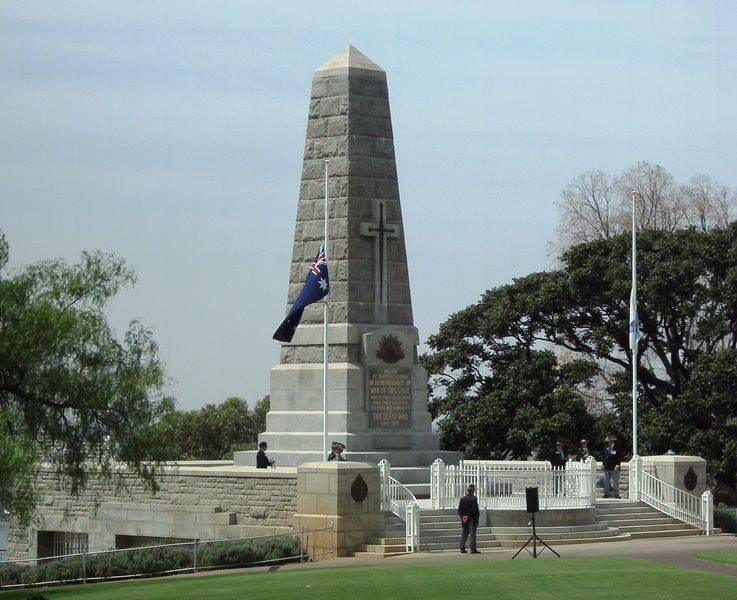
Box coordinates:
[425,346,598,459]
[0,232,169,521]
[252,395,269,437]
[555,162,736,249]
[154,395,270,460]
[425,224,737,492]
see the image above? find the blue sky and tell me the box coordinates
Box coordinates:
[2,2,736,409]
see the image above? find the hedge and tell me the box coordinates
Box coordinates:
[0,535,304,588]
[714,506,737,533]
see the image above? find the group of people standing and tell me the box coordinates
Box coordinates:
[546,435,624,498]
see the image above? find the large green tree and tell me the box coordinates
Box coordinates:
[154,395,269,461]
[425,224,737,492]
[0,232,169,521]
[425,346,598,459]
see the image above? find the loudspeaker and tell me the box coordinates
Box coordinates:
[525,486,539,513]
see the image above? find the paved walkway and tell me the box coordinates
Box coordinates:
[391,534,737,576]
[178,534,737,580]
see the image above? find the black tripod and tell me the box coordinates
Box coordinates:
[512,487,560,559]
[512,512,560,559]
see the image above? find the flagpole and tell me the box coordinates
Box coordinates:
[631,191,638,458]
[323,159,329,461]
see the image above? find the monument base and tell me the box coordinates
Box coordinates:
[243,323,463,479]
[234,450,462,482]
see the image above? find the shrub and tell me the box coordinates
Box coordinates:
[714,506,737,533]
[198,535,302,568]
[133,546,192,574]
[85,550,134,579]
[0,563,25,586]
[0,536,305,589]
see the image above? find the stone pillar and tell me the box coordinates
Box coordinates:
[292,461,384,558]
[643,455,708,497]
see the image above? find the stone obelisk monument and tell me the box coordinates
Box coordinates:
[235,46,460,479]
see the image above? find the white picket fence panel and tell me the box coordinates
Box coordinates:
[430,458,597,510]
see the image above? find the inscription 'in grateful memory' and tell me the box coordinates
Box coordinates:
[368,368,411,429]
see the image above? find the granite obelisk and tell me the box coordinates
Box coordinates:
[235,46,460,477]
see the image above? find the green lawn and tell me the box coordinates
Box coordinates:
[694,549,737,567]
[1,556,736,600]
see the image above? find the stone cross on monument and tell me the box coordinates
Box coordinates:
[360,201,400,322]
[235,45,460,480]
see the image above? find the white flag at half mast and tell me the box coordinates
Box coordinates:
[629,286,640,351]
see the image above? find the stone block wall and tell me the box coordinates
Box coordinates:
[5,464,297,560]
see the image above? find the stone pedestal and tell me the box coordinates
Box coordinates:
[643,455,708,497]
[292,461,383,558]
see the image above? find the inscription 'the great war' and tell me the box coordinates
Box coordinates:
[368,368,411,429]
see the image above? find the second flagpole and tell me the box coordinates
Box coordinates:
[631,191,638,459]
[323,159,329,461]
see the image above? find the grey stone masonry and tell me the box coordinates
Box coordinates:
[288,44,412,338]
[235,46,461,471]
[5,463,296,560]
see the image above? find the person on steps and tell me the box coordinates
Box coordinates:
[458,484,480,554]
[602,435,623,498]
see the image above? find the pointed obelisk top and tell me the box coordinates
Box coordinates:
[315,44,384,75]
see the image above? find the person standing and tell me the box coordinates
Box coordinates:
[327,441,345,461]
[547,441,567,468]
[602,435,622,498]
[458,484,480,554]
[256,442,274,469]
[575,439,593,462]
[547,441,567,496]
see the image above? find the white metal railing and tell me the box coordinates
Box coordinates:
[630,455,713,534]
[431,458,598,510]
[378,460,419,552]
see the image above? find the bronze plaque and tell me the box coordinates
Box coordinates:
[684,466,698,491]
[368,367,411,429]
[351,474,368,502]
[375,334,405,364]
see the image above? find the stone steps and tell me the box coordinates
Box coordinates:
[628,528,701,539]
[491,527,618,541]
[379,511,631,554]
[613,522,696,533]
[593,499,704,539]
[491,523,609,533]
[597,515,682,526]
[497,533,631,547]
[594,506,659,515]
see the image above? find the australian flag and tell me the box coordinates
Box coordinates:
[273,245,329,342]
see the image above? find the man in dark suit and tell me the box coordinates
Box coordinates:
[327,441,345,461]
[602,435,623,498]
[547,441,567,467]
[256,442,274,469]
[458,484,480,554]
[575,439,593,462]
[547,441,567,496]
